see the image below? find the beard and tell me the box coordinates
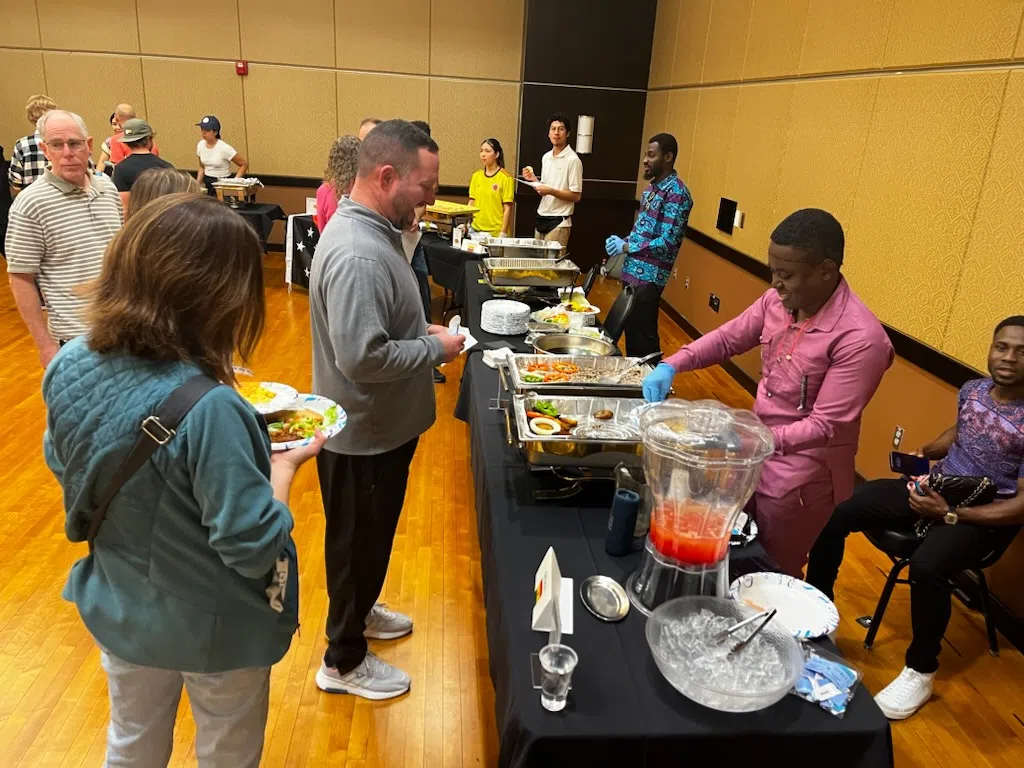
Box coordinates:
[642,166,655,180]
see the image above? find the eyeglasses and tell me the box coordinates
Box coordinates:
[44,139,87,152]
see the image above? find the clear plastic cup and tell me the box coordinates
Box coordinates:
[539,644,578,712]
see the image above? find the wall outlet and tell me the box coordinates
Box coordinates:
[684,275,690,289]
[709,293,720,313]
[892,425,904,449]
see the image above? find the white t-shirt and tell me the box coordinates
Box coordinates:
[536,145,583,227]
[197,139,237,178]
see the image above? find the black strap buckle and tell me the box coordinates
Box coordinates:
[141,416,175,445]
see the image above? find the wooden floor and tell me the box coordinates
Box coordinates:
[0,257,1021,767]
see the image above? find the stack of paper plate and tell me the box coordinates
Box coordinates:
[480,299,531,335]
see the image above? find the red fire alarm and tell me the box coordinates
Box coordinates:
[235,60,248,76]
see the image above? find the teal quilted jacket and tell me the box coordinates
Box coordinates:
[43,338,298,673]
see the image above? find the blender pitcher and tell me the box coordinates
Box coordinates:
[626,400,774,615]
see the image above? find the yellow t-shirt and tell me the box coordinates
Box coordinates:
[468,168,514,236]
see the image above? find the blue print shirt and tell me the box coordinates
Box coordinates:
[621,171,693,289]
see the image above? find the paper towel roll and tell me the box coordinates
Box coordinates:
[576,115,594,154]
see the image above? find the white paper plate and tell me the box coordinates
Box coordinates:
[729,572,839,639]
[267,394,347,451]
[239,381,298,415]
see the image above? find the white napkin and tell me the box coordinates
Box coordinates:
[482,346,515,369]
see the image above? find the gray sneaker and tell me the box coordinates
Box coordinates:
[315,653,411,700]
[364,603,413,640]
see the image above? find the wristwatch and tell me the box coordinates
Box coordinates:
[944,509,959,525]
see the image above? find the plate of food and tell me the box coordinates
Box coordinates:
[238,381,298,414]
[729,572,839,639]
[265,394,347,451]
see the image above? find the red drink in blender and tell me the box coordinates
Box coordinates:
[649,501,731,565]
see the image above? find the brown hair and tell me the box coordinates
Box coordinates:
[25,94,58,124]
[127,168,201,219]
[323,135,360,198]
[89,194,265,384]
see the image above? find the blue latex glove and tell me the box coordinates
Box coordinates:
[642,363,675,402]
[604,235,626,256]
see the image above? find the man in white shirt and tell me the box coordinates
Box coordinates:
[522,112,583,252]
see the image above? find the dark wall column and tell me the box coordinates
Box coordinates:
[515,0,658,271]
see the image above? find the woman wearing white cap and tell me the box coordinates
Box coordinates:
[195,115,248,195]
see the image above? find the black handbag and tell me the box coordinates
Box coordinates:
[913,473,996,537]
[534,215,565,235]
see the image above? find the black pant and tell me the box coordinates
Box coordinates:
[411,243,431,323]
[623,282,663,357]
[317,438,419,673]
[806,479,1019,673]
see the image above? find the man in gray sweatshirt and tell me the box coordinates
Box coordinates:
[310,120,465,700]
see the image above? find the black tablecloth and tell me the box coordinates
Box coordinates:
[232,202,285,251]
[460,357,893,767]
[287,215,319,289]
[422,233,482,307]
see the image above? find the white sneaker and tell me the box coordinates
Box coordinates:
[315,653,411,700]
[365,603,413,640]
[874,666,934,720]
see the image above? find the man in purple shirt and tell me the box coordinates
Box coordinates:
[806,316,1024,722]
[642,209,894,576]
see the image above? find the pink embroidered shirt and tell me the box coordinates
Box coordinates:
[665,277,894,504]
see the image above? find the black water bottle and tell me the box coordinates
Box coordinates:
[606,489,641,556]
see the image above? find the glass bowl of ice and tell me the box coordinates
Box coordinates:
[646,596,803,712]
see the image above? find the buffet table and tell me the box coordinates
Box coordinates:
[455,264,894,768]
[422,233,482,310]
[231,202,285,252]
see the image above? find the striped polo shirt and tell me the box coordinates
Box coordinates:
[5,170,122,341]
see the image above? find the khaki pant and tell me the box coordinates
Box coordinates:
[533,226,570,256]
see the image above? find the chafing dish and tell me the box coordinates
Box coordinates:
[506,394,647,469]
[484,237,564,260]
[503,354,656,397]
[483,257,580,287]
[531,333,617,356]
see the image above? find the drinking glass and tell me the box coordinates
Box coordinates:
[539,643,578,712]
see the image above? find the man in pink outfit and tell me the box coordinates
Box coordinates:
[642,209,894,576]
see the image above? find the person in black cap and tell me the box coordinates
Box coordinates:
[111,118,173,208]
[195,115,247,196]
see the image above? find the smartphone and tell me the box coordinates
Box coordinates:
[889,451,929,477]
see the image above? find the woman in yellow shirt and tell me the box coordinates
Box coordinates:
[468,138,514,238]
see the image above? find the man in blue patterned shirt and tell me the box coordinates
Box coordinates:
[605,133,692,356]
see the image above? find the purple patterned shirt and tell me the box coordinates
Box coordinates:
[936,379,1024,493]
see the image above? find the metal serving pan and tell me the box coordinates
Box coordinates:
[505,394,647,469]
[503,354,656,397]
[483,256,580,288]
[485,237,564,260]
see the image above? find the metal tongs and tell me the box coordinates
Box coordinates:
[602,352,663,384]
[714,609,778,658]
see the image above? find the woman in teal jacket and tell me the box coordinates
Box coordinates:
[43,194,325,767]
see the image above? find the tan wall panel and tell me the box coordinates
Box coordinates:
[845,71,1006,349]
[42,53,146,155]
[686,86,739,235]
[429,79,520,187]
[637,90,670,195]
[742,0,808,80]
[670,0,712,87]
[244,65,337,177]
[36,0,139,53]
[945,70,1024,370]
[336,1,429,74]
[774,77,878,235]
[702,0,752,84]
[137,0,240,60]
[0,51,47,155]
[883,0,1024,68]
[0,5,40,48]
[430,0,524,81]
[723,83,795,260]
[665,89,700,186]
[799,0,892,74]
[648,0,681,88]
[337,72,429,135]
[142,59,246,171]
[239,1,335,67]
[1017,13,1024,58]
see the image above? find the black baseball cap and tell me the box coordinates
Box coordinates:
[196,115,221,132]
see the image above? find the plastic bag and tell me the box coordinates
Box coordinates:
[791,644,862,718]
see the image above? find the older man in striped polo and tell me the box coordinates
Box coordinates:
[5,110,122,368]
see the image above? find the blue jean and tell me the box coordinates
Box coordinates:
[410,243,431,322]
[100,648,270,767]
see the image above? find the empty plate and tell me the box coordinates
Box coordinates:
[580,575,629,622]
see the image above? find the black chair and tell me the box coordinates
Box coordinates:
[861,527,1000,656]
[602,283,635,345]
[581,266,598,298]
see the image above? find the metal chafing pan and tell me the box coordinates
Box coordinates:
[502,354,656,397]
[483,257,580,287]
[505,394,647,469]
[484,237,564,260]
